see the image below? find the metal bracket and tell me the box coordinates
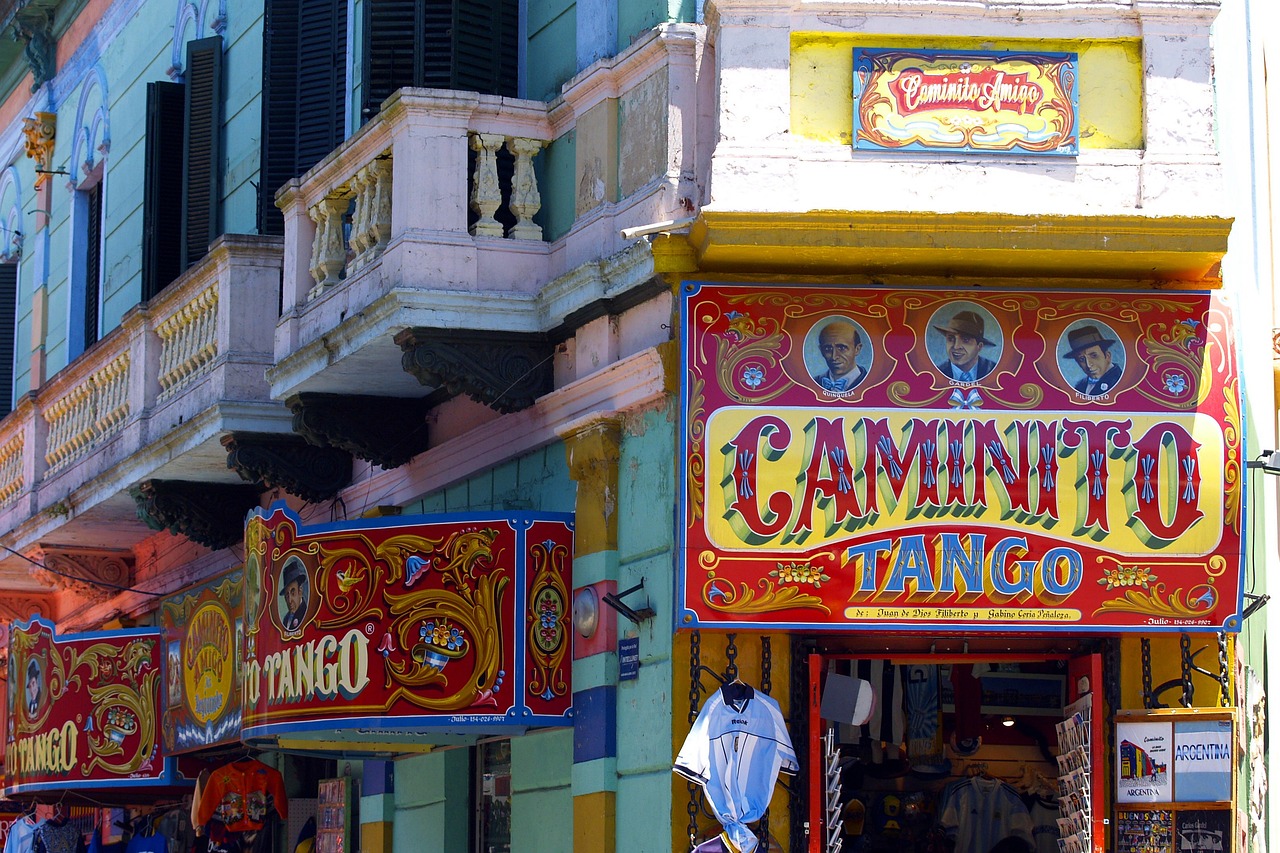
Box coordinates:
[601,579,656,625]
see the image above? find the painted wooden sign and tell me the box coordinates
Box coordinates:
[160,569,243,753]
[854,49,1079,154]
[241,504,573,748]
[4,618,177,794]
[678,283,1244,633]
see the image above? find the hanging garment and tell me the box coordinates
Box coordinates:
[674,682,798,853]
[938,777,1033,853]
[905,664,949,775]
[123,834,165,853]
[1027,796,1059,853]
[950,664,985,754]
[4,816,39,853]
[196,759,289,833]
[32,819,84,853]
[191,769,212,839]
[855,661,906,764]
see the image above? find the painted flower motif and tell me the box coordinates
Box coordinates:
[1179,318,1202,331]
[742,366,765,388]
[1165,373,1187,394]
[1098,566,1157,590]
[769,562,831,588]
[447,627,465,651]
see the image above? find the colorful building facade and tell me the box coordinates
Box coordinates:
[0,0,1269,851]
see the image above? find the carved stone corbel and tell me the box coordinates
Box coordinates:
[27,547,132,602]
[288,393,432,470]
[12,10,54,93]
[222,432,352,503]
[130,480,260,550]
[21,111,55,176]
[395,328,554,414]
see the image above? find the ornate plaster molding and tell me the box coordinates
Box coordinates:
[288,393,432,471]
[27,546,132,602]
[396,328,554,414]
[222,432,353,503]
[130,480,260,551]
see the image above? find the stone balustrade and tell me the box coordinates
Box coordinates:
[0,235,283,517]
[278,88,553,308]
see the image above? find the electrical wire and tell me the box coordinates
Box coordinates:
[0,541,168,597]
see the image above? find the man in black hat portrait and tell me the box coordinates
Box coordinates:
[279,560,309,632]
[24,658,41,716]
[932,309,997,382]
[1062,325,1123,396]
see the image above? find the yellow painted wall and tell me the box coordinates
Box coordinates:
[792,35,1143,149]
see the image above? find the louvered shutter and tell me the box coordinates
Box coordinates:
[260,0,346,235]
[142,81,184,299]
[0,264,15,418]
[182,36,223,270]
[363,0,419,120]
[452,0,517,95]
[84,183,102,348]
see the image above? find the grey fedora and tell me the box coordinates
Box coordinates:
[933,310,995,347]
[1064,325,1116,359]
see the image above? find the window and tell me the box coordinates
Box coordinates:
[142,36,223,299]
[68,173,103,358]
[258,0,347,236]
[362,0,519,122]
[474,739,511,853]
[0,262,15,417]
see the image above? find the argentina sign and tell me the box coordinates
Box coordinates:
[678,283,1245,633]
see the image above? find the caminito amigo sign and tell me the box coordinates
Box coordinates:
[241,504,573,748]
[853,49,1079,155]
[4,618,176,794]
[678,284,1245,633]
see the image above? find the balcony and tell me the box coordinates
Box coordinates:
[0,236,289,586]
[270,25,701,402]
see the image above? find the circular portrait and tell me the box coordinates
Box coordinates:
[927,303,1003,383]
[23,656,42,718]
[1058,321,1126,397]
[244,552,262,629]
[805,316,874,395]
[277,556,311,633]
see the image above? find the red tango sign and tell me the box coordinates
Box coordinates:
[678,283,1245,633]
[241,504,573,749]
[4,618,174,794]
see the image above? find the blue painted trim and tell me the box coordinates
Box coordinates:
[513,517,529,717]
[247,501,574,536]
[241,709,573,741]
[572,685,616,763]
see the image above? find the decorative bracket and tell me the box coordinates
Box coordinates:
[130,480,260,550]
[395,328,554,414]
[222,432,352,503]
[287,393,432,470]
[27,546,132,602]
[12,9,54,92]
[601,580,656,625]
[21,111,56,178]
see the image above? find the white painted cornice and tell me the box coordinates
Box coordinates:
[559,24,705,126]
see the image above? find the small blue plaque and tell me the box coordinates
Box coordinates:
[618,637,640,681]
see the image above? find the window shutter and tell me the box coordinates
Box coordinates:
[452,0,517,96]
[142,81,184,299]
[84,183,102,348]
[0,264,15,418]
[363,0,420,120]
[260,0,346,236]
[182,36,223,270]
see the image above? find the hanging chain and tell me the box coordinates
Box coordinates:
[1141,638,1153,709]
[687,629,703,850]
[1103,638,1121,719]
[725,632,739,681]
[1180,632,1194,708]
[1217,631,1231,707]
[761,636,773,696]
[757,636,773,851]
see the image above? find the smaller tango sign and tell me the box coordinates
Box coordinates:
[241,504,574,749]
[854,49,1078,155]
[4,618,177,795]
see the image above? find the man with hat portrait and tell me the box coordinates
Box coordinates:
[279,558,309,632]
[1062,324,1123,396]
[932,309,998,382]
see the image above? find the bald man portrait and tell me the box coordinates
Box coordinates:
[813,320,869,393]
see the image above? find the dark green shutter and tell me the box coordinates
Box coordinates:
[363,0,518,123]
[182,36,223,270]
[260,0,346,236]
[142,81,184,299]
[84,183,102,348]
[0,264,15,418]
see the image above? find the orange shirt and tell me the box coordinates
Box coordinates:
[196,758,289,832]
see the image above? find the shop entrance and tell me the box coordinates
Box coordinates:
[806,651,1104,853]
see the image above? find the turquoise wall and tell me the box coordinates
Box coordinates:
[7,0,265,393]
[534,129,576,242]
[614,403,676,851]
[527,0,577,102]
[393,749,472,853]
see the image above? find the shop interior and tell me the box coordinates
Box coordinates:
[811,651,1100,853]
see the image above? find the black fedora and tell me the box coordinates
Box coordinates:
[1064,325,1116,359]
[932,310,996,346]
[279,558,307,595]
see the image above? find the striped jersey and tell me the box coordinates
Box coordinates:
[674,685,798,853]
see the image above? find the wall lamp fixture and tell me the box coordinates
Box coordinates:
[601,580,656,625]
[1246,450,1280,475]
